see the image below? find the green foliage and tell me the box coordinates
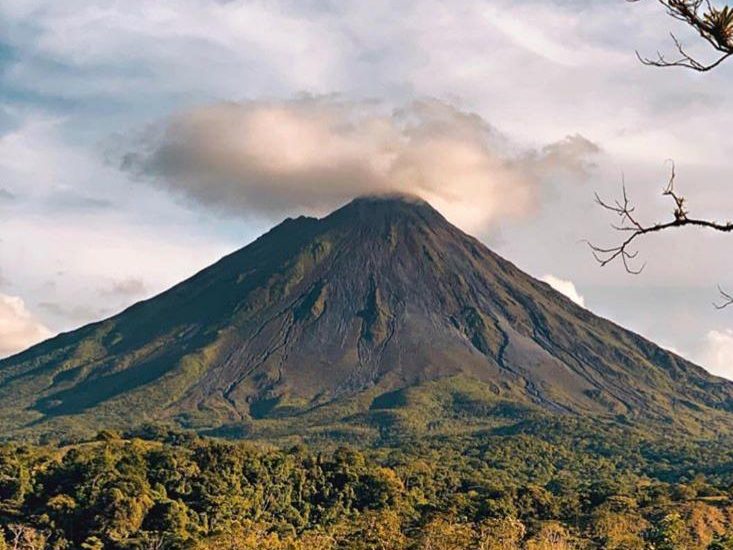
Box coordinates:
[710,533,733,550]
[0,423,732,549]
[705,6,733,45]
[649,512,692,550]
[475,517,525,550]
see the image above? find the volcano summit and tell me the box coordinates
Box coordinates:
[1,195,731,441]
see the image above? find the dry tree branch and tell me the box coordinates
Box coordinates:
[615,3,733,306]
[715,285,733,308]
[629,0,733,71]
[589,164,733,306]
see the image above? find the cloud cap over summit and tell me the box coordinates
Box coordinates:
[119,97,600,231]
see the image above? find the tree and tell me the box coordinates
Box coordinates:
[709,533,733,549]
[334,510,407,550]
[591,163,733,307]
[631,0,733,71]
[193,520,281,550]
[593,3,733,292]
[474,517,526,550]
[589,2,733,310]
[418,518,474,550]
[592,5,733,304]
[5,525,46,550]
[589,497,648,550]
[80,536,104,550]
[525,522,575,550]
[516,485,559,521]
[649,512,694,550]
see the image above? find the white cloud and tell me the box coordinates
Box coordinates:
[0,109,249,335]
[0,293,53,358]
[541,274,586,307]
[481,4,613,67]
[0,0,350,101]
[119,97,598,232]
[0,212,238,332]
[0,113,73,194]
[700,329,733,380]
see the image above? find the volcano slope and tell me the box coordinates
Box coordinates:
[1,194,732,443]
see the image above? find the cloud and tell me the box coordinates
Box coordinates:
[100,278,147,297]
[700,329,733,379]
[38,301,110,323]
[0,208,239,334]
[118,97,599,231]
[531,134,601,178]
[0,293,53,358]
[46,191,113,211]
[0,188,15,201]
[541,274,586,307]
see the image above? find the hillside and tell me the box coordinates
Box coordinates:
[1,194,732,442]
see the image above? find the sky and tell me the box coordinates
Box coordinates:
[1,0,732,376]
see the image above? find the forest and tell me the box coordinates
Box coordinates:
[2,419,733,549]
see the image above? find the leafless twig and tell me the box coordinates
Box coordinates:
[590,164,733,306]
[629,0,733,71]
[715,286,733,308]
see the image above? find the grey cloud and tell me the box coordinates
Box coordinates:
[0,188,15,201]
[534,134,602,178]
[47,191,112,211]
[100,278,147,297]
[38,301,110,322]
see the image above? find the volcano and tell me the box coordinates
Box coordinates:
[1,194,732,441]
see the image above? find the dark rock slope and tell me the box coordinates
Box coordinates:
[2,194,732,439]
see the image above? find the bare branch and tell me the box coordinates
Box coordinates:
[589,164,733,276]
[629,0,733,71]
[715,286,733,309]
